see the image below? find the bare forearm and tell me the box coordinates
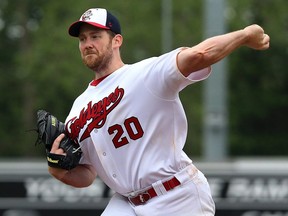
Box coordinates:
[48,164,97,188]
[194,29,247,65]
[178,29,247,75]
[177,24,270,76]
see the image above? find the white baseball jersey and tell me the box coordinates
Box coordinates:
[65,48,211,195]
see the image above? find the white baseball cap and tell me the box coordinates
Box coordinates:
[68,8,121,37]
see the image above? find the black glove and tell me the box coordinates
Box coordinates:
[35,109,82,170]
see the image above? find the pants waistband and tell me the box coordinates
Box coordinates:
[125,163,198,206]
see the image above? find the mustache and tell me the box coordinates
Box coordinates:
[84,51,97,55]
[83,49,98,55]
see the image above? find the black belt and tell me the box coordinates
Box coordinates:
[127,177,181,206]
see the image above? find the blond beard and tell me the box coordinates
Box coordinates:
[82,45,113,72]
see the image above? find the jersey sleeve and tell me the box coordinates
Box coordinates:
[143,48,211,100]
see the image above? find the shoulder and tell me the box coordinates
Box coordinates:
[127,48,183,71]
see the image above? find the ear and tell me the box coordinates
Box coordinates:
[113,34,123,48]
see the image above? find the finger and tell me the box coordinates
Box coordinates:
[263,34,270,44]
[260,34,270,50]
[50,133,66,153]
[54,147,66,155]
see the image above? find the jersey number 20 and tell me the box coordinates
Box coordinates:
[108,116,144,148]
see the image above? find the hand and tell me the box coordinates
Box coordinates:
[48,133,82,170]
[244,24,270,50]
[50,133,66,155]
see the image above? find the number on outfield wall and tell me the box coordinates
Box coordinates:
[108,116,144,148]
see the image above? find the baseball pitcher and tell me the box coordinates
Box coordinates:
[35,7,269,216]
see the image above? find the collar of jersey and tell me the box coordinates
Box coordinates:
[90,74,110,87]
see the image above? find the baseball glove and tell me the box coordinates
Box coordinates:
[35,109,82,170]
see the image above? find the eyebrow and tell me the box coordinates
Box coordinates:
[79,30,101,37]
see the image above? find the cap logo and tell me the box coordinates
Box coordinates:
[81,10,93,21]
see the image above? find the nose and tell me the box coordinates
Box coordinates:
[84,39,93,49]
[79,38,93,50]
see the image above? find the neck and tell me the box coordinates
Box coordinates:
[94,60,125,80]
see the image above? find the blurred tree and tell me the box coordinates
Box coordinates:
[227,0,288,156]
[0,0,287,158]
[0,0,46,156]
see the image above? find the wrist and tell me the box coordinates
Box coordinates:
[241,28,250,45]
[48,164,69,179]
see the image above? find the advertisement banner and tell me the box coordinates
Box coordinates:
[1,161,288,216]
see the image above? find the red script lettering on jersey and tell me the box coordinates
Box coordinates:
[66,86,124,142]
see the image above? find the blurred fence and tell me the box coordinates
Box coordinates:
[0,159,288,216]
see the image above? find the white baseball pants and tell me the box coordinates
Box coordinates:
[101,164,215,216]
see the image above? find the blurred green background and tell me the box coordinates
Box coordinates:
[0,0,287,159]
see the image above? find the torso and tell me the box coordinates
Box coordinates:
[65,48,210,194]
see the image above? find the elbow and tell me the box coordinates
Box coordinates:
[178,50,210,76]
[192,50,218,67]
[63,164,97,188]
[187,50,222,72]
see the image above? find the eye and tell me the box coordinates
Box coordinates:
[91,34,101,39]
[79,36,86,42]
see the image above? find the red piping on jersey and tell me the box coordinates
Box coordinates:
[90,74,110,86]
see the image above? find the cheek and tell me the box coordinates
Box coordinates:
[79,46,85,57]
